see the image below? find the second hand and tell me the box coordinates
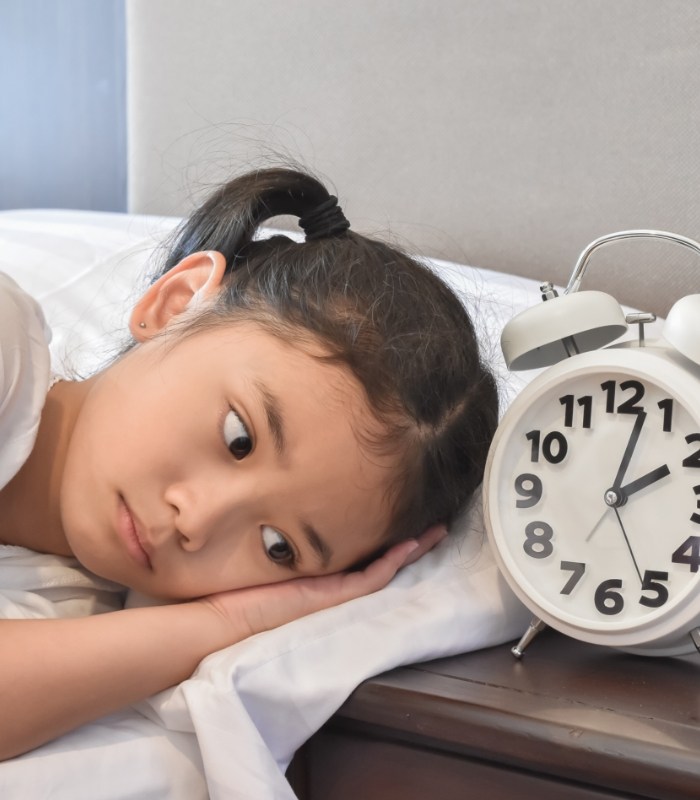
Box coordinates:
[612,506,643,584]
[585,508,610,542]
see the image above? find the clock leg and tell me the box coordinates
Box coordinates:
[690,628,700,654]
[511,617,547,658]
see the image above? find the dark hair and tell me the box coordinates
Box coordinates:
[156,168,498,546]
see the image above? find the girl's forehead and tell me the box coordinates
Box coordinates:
[178,315,330,359]
[170,318,373,417]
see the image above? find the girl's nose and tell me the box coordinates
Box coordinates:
[164,479,257,551]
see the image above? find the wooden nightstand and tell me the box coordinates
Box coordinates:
[288,629,700,799]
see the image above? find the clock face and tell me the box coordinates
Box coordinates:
[486,347,700,639]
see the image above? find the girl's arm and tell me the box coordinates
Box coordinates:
[0,532,440,760]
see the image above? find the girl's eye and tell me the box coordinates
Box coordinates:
[223,408,253,460]
[262,526,295,566]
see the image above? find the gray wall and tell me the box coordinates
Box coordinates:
[0,0,126,211]
[127,0,700,318]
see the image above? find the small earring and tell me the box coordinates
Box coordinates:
[139,322,147,329]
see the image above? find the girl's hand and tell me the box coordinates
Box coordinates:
[0,527,446,760]
[199,524,447,638]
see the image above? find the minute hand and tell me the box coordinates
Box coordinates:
[620,464,671,498]
[612,411,647,489]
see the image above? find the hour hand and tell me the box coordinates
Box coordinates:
[620,464,671,499]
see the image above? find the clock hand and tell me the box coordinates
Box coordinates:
[585,507,610,541]
[589,465,667,542]
[612,411,647,490]
[619,464,671,499]
[612,506,643,585]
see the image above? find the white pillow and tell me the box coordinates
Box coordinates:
[0,209,536,800]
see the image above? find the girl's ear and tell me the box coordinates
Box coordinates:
[129,251,227,341]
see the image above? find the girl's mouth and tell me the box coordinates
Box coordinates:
[117,495,153,570]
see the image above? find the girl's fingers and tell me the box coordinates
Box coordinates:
[342,524,448,599]
[398,524,448,567]
[339,539,417,599]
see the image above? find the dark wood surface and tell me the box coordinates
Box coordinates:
[289,629,700,799]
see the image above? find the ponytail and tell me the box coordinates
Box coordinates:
[163,169,349,271]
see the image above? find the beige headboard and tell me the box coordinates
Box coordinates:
[126,0,700,317]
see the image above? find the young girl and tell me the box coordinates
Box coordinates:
[0,168,498,760]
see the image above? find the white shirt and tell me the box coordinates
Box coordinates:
[0,271,52,491]
[0,272,124,618]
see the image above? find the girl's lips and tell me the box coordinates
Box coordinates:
[117,496,153,570]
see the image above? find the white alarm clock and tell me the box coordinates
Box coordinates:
[483,230,700,657]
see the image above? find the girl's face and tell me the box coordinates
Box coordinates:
[59,321,397,599]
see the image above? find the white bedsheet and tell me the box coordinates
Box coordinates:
[0,209,545,798]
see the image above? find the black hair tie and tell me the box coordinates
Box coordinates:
[299,195,351,241]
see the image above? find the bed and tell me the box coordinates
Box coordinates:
[2,1,699,798]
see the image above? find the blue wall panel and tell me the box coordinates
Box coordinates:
[0,0,126,211]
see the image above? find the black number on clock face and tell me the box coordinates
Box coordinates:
[525,430,568,464]
[559,394,593,428]
[514,473,542,508]
[682,438,700,524]
[523,521,553,559]
[671,535,700,572]
[693,485,700,525]
[639,571,669,608]
[682,434,700,468]
[657,398,674,432]
[594,579,624,615]
[559,560,585,594]
[601,379,645,414]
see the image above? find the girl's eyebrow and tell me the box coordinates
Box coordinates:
[301,521,333,569]
[254,380,286,456]
[253,380,334,568]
